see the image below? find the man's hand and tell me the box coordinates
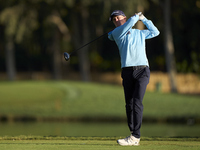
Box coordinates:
[136,12,145,20]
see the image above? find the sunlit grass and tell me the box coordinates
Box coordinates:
[0,136,200,150]
[0,81,200,118]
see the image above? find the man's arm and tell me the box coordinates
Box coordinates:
[139,13,160,39]
[112,15,139,39]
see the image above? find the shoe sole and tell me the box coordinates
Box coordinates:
[117,140,140,146]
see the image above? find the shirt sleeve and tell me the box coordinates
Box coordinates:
[108,31,114,41]
[141,18,160,39]
[111,15,139,40]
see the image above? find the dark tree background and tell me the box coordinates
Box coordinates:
[0,0,200,86]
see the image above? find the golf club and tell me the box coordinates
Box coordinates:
[64,30,111,61]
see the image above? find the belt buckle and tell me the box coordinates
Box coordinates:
[132,66,138,70]
[133,65,146,70]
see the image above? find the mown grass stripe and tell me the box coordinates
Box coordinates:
[0,136,200,141]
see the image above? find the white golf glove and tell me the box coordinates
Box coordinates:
[136,12,146,20]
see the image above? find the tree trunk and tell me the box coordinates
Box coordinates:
[164,0,178,93]
[78,6,90,81]
[52,28,62,80]
[5,37,16,81]
[72,5,90,82]
[47,11,71,79]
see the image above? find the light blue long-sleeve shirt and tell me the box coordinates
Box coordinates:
[108,15,160,68]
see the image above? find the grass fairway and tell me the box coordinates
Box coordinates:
[0,81,200,149]
[0,137,200,150]
[0,80,200,119]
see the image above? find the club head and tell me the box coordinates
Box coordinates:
[64,52,70,61]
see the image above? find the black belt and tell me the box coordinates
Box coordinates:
[122,65,147,70]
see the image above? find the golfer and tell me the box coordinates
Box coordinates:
[108,10,159,146]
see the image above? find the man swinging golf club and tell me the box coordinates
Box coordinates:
[108,10,159,146]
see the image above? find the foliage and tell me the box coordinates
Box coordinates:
[0,0,200,74]
[171,0,200,73]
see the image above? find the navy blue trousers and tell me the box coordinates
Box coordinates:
[121,66,150,138]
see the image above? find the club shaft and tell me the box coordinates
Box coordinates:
[70,31,111,55]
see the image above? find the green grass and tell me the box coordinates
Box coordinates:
[1,81,200,149]
[0,80,200,119]
[0,137,200,150]
[1,122,200,137]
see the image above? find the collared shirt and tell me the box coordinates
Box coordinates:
[108,15,160,68]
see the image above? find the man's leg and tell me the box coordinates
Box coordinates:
[117,67,150,146]
[118,68,141,146]
[121,69,135,132]
[132,67,150,138]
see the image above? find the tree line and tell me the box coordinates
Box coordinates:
[0,0,200,88]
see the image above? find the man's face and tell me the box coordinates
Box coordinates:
[112,15,127,27]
